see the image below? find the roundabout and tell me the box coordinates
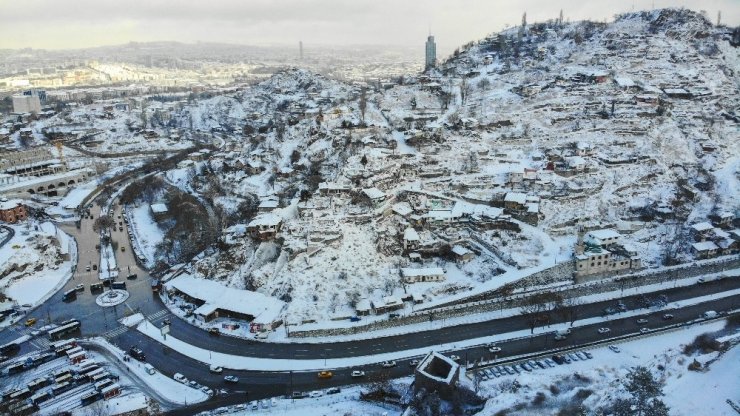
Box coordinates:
[95,289,130,307]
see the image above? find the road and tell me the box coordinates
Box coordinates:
[0,224,14,248]
[1,191,738,414]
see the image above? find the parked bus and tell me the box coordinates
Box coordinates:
[90,282,104,293]
[80,390,101,406]
[51,382,73,396]
[101,384,121,400]
[49,338,77,352]
[55,373,73,386]
[8,403,37,416]
[91,372,111,384]
[27,377,51,392]
[111,281,126,290]
[48,320,81,341]
[30,391,52,406]
[53,368,72,380]
[8,388,31,401]
[93,379,113,391]
[0,342,20,356]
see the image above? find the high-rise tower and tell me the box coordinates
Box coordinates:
[425,34,436,70]
[299,41,304,60]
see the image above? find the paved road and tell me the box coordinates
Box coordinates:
[2,192,739,414]
[0,224,14,248]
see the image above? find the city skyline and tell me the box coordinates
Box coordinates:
[1,0,738,56]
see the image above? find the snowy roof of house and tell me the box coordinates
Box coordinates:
[392,202,413,217]
[692,241,719,252]
[527,203,539,213]
[363,187,386,200]
[403,227,420,241]
[318,182,351,191]
[691,222,714,232]
[504,192,527,204]
[356,298,372,312]
[258,199,279,209]
[401,267,445,277]
[166,274,285,324]
[248,213,282,227]
[150,203,168,214]
[0,199,24,210]
[614,77,635,87]
[451,245,471,256]
[586,229,621,240]
[565,156,586,166]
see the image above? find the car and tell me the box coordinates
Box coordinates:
[544,358,557,367]
[554,334,567,341]
[617,302,627,312]
[92,264,97,270]
[209,328,220,336]
[24,318,37,326]
[250,401,259,410]
[119,227,124,232]
[200,386,214,396]
[562,355,572,364]
[127,273,137,280]
[317,371,333,379]
[380,360,397,368]
[271,398,278,407]
[75,284,85,292]
[129,347,146,361]
[504,366,515,375]
[640,328,650,334]
[567,353,580,362]
[488,346,502,353]
[449,354,461,362]
[327,387,341,395]
[697,277,705,283]
[224,375,239,383]
[609,345,621,353]
[189,380,200,389]
[309,390,323,398]
[291,392,307,399]
[85,265,91,272]
[209,365,223,373]
[575,351,588,360]
[636,318,649,324]
[662,314,674,320]
[409,359,420,367]
[535,360,547,369]
[351,370,365,378]
[597,327,611,334]
[163,318,171,326]
[583,351,593,359]
[552,355,565,365]
[521,362,533,371]
[173,373,188,384]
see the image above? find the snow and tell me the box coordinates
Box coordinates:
[126,203,164,268]
[692,241,719,251]
[150,203,168,214]
[86,338,209,406]
[165,273,285,324]
[119,312,146,328]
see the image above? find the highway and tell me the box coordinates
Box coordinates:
[1,191,738,414]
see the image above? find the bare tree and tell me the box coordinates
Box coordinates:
[358,87,368,125]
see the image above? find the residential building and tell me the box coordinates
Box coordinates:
[0,199,28,223]
[12,94,41,114]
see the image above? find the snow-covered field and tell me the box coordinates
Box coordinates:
[0,222,76,325]
[126,203,164,267]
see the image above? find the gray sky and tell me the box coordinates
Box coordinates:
[1,0,737,55]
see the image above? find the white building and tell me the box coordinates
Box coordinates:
[12,94,41,114]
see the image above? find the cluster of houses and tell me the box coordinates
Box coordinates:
[690,213,739,259]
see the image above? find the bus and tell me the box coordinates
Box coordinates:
[49,338,77,352]
[48,320,81,341]
[51,382,73,396]
[54,373,73,386]
[27,377,51,392]
[8,388,32,401]
[30,391,52,406]
[111,281,126,290]
[62,289,77,301]
[93,379,113,391]
[80,390,101,406]
[91,372,111,384]
[0,342,20,356]
[101,383,121,400]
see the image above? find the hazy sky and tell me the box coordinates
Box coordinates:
[1,0,737,55]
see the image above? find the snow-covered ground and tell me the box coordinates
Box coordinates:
[473,320,739,415]
[0,222,77,326]
[126,203,165,268]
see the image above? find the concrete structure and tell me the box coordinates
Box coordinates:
[247,213,282,240]
[150,203,169,221]
[0,199,28,223]
[425,35,437,70]
[575,227,641,280]
[12,94,41,114]
[414,351,460,400]
[0,168,92,198]
[0,147,60,175]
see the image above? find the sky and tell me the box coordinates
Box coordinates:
[1,0,737,56]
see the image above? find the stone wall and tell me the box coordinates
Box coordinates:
[288,255,739,338]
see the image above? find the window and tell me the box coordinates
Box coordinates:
[597,262,601,266]
[591,263,594,267]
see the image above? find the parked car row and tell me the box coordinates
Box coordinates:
[475,350,595,380]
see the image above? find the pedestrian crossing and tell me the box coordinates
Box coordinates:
[103,325,129,339]
[146,309,169,322]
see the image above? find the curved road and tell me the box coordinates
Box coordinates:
[1,193,738,414]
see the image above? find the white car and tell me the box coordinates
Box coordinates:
[639,328,650,334]
[224,375,239,383]
[636,318,649,324]
[409,359,420,367]
[309,390,323,398]
[488,346,502,353]
[449,355,461,362]
[173,373,188,384]
[351,370,365,378]
[597,327,611,334]
[209,365,223,373]
[380,360,397,368]
[609,345,621,353]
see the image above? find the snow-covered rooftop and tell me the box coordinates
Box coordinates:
[165,274,285,324]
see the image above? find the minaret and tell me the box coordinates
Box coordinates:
[299,41,304,60]
[576,224,585,255]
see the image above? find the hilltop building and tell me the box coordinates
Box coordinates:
[425,35,437,70]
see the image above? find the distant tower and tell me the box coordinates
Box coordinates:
[717,10,721,26]
[299,41,304,60]
[425,33,436,71]
[559,9,564,25]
